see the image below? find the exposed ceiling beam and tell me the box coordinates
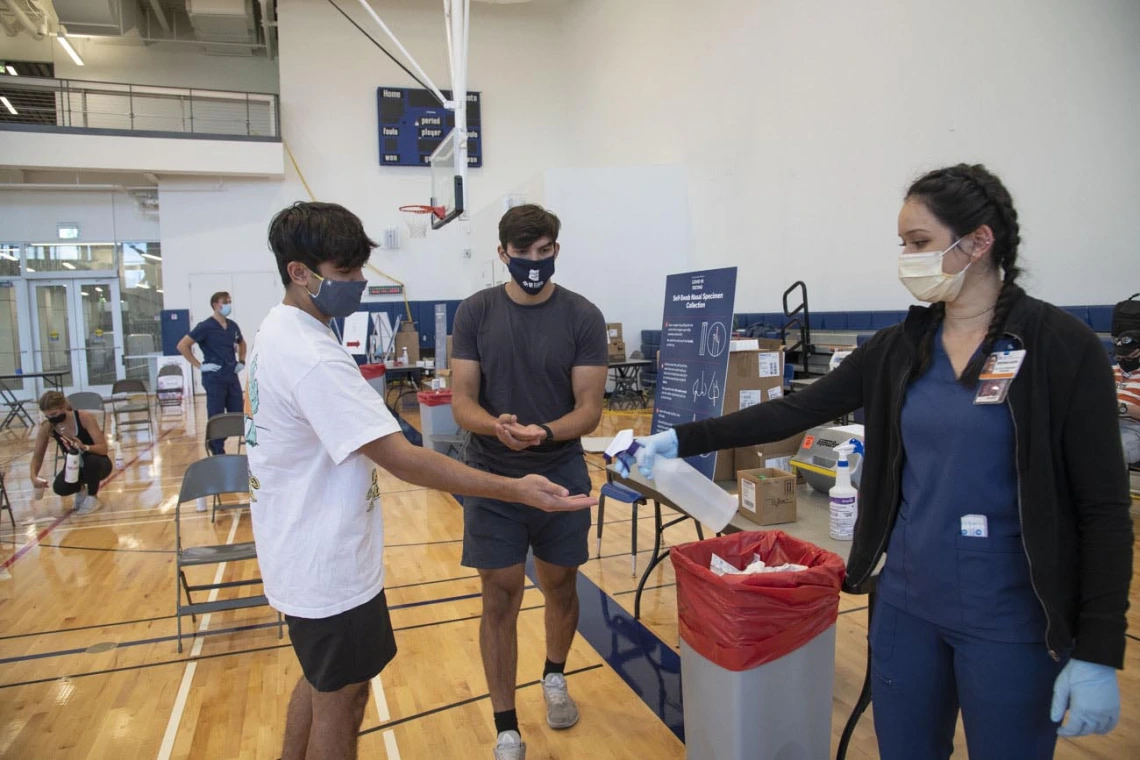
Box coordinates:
[146,0,171,33]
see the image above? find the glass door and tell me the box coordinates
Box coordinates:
[31,282,74,392]
[29,279,124,396]
[0,278,34,401]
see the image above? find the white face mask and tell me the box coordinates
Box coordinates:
[898,237,970,303]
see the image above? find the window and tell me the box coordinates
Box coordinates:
[120,242,164,379]
[26,243,116,273]
[0,243,19,277]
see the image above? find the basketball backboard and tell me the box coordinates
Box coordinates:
[429,128,465,230]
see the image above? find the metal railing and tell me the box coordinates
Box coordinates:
[0,76,279,139]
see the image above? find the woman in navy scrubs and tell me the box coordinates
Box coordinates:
[630,164,1131,758]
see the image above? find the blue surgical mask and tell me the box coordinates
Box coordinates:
[506,255,556,295]
[219,303,232,317]
[307,270,366,318]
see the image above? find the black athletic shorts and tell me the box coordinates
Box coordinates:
[284,589,397,693]
[461,455,592,570]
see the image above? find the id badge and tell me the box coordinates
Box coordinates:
[975,349,1026,405]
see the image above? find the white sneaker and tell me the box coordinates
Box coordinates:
[75,495,102,516]
[196,497,208,513]
[542,673,579,729]
[493,731,525,760]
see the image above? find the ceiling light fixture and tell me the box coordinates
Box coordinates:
[5,66,16,76]
[57,35,85,67]
[0,97,17,116]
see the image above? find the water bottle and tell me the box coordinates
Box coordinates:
[114,447,124,470]
[64,452,81,485]
[33,480,45,501]
[400,346,410,366]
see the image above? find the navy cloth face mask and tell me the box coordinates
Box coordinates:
[308,270,366,318]
[507,256,555,294]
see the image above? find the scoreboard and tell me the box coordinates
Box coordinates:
[376,87,483,167]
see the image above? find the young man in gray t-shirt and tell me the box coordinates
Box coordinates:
[451,205,609,760]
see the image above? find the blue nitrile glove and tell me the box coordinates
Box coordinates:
[235,362,246,374]
[1051,658,1121,737]
[200,363,221,373]
[624,429,679,479]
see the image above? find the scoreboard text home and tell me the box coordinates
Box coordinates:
[376,87,483,167]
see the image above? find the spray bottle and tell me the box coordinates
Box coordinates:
[829,438,864,540]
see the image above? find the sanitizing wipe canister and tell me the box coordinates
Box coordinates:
[829,439,864,540]
[64,452,81,485]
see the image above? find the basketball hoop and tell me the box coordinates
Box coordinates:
[399,204,443,238]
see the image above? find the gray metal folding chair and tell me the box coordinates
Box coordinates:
[174,454,281,653]
[155,364,185,418]
[108,379,153,441]
[204,412,246,457]
[203,413,249,522]
[68,391,108,432]
[0,470,14,531]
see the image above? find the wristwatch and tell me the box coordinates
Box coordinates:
[538,424,554,442]
[1122,402,1129,416]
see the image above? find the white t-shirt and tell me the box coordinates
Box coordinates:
[245,304,402,619]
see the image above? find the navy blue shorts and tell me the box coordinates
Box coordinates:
[461,455,592,570]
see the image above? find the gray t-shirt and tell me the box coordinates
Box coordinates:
[452,284,609,476]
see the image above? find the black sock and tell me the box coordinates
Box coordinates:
[543,658,565,678]
[494,709,518,735]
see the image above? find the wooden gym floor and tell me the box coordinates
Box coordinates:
[0,397,1137,759]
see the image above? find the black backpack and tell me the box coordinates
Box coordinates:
[1112,293,1140,337]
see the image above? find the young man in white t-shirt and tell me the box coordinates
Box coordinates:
[247,202,595,760]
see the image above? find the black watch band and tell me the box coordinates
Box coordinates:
[538,424,554,442]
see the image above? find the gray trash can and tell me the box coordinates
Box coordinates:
[418,391,458,454]
[681,625,836,759]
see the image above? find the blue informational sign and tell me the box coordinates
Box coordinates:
[376,87,483,167]
[651,267,738,480]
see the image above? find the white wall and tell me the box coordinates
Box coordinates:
[0,34,279,92]
[0,189,158,242]
[544,165,692,354]
[273,0,571,301]
[561,0,1140,311]
[0,130,284,176]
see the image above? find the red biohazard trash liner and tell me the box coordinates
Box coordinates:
[359,363,387,381]
[671,530,845,671]
[671,530,846,760]
[416,390,453,406]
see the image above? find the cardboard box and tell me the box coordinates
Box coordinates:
[606,323,624,341]
[608,340,626,361]
[735,432,805,476]
[737,468,798,526]
[395,322,420,365]
[712,448,735,482]
[723,343,785,416]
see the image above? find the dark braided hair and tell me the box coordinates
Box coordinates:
[906,163,1024,386]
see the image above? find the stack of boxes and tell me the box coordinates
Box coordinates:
[607,323,626,362]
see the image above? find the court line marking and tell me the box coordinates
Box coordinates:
[0,584,537,664]
[156,511,240,760]
[0,428,180,569]
[382,730,401,759]
[0,574,488,642]
[0,603,553,691]
[355,664,604,739]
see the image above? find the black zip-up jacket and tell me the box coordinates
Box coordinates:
[675,294,1133,668]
